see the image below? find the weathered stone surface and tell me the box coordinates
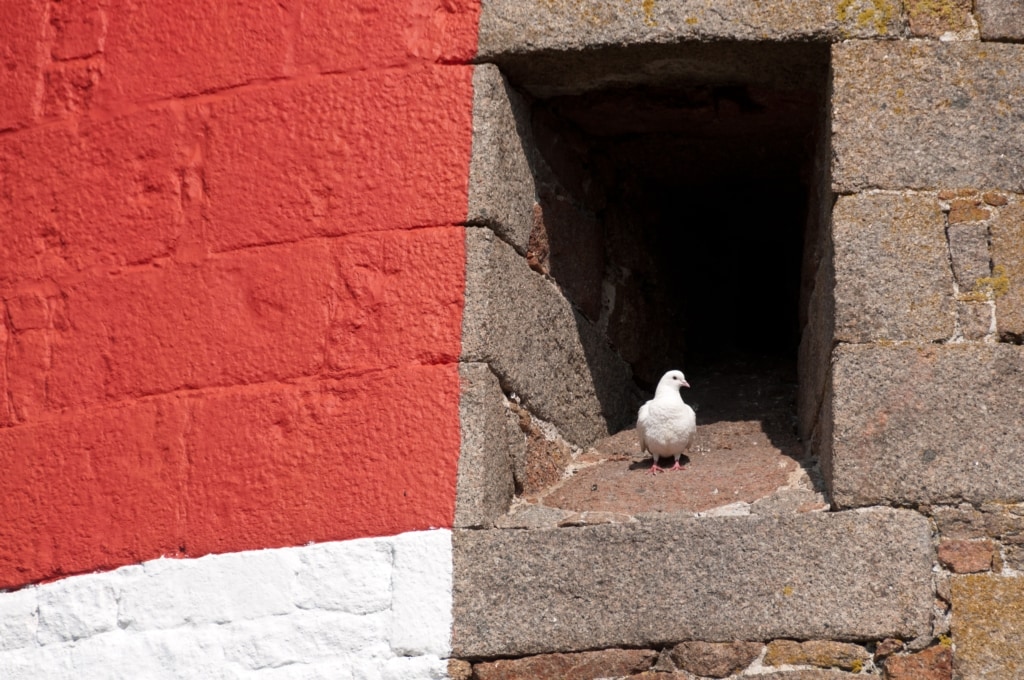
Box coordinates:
[462,227,639,446]
[824,344,1024,508]
[884,645,953,680]
[905,0,973,36]
[452,509,933,658]
[952,575,1024,679]
[751,489,830,516]
[875,638,906,659]
[764,639,871,671]
[531,191,605,322]
[983,190,1010,207]
[540,433,802,516]
[478,0,902,60]
[937,539,996,574]
[934,503,1024,542]
[506,401,573,496]
[455,363,515,528]
[948,198,992,225]
[976,0,1024,39]
[495,503,575,529]
[467,64,537,253]
[990,195,1024,337]
[958,302,994,341]
[947,223,992,292]
[1003,546,1024,571]
[832,41,1024,192]
[746,672,863,680]
[472,649,657,680]
[670,641,762,678]
[798,243,835,443]
[557,510,635,527]
[448,658,472,680]
[832,193,955,343]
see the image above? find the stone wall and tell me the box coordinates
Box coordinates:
[454,2,1024,679]
[3,1,1024,678]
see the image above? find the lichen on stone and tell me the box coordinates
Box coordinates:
[973,264,1010,300]
[907,0,970,31]
[837,0,898,35]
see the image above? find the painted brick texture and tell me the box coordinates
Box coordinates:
[0,0,478,590]
[0,366,460,589]
[0,531,453,678]
[202,68,474,252]
[0,0,45,131]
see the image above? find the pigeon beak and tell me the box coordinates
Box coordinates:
[682,380,690,388]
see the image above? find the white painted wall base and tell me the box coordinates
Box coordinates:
[0,530,453,679]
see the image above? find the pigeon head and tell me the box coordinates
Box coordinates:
[656,370,690,395]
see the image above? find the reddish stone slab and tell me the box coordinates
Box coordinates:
[185,364,461,556]
[295,0,479,72]
[884,645,952,680]
[0,0,44,130]
[94,0,289,106]
[50,0,105,60]
[324,227,465,373]
[42,240,336,412]
[202,66,474,252]
[938,539,995,574]
[0,109,183,285]
[671,641,762,678]
[0,399,190,588]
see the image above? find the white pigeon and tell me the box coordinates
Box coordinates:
[637,369,697,474]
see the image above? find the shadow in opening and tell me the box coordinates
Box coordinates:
[501,42,833,508]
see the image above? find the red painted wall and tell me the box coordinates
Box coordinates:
[0,0,479,589]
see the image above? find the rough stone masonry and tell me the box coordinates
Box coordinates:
[453,1,1024,679]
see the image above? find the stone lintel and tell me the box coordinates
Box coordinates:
[479,0,904,61]
[452,509,933,658]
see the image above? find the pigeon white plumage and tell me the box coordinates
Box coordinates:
[637,370,697,474]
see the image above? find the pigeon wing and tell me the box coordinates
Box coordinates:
[636,401,651,454]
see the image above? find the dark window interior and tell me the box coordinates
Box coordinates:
[501,42,830,401]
